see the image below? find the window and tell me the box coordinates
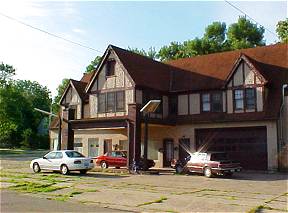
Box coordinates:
[234,89,244,110]
[169,95,178,115]
[116,91,125,111]
[98,93,106,113]
[74,139,83,154]
[107,92,115,112]
[106,60,116,76]
[211,93,222,112]
[55,152,63,159]
[65,151,85,158]
[202,94,210,112]
[45,152,56,159]
[245,88,256,110]
[98,91,125,113]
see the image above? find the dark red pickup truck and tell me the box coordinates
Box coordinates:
[171,152,242,178]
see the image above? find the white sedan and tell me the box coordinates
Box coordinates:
[30,150,94,175]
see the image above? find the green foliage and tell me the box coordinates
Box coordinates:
[276,18,288,43]
[0,63,51,149]
[0,62,15,86]
[157,17,265,61]
[85,56,102,73]
[52,78,69,113]
[227,16,265,49]
[128,47,158,60]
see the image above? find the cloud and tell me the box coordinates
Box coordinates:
[72,28,86,34]
[0,1,96,96]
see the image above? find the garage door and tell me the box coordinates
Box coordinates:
[195,127,267,170]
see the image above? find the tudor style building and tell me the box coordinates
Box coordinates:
[50,43,288,171]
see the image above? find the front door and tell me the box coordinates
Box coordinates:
[179,138,190,162]
[104,139,112,154]
[88,138,99,157]
[163,139,174,167]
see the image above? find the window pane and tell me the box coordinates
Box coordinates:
[98,93,106,113]
[106,60,116,76]
[116,91,125,111]
[202,94,210,112]
[234,90,244,110]
[202,94,210,102]
[107,92,115,112]
[245,88,256,109]
[211,93,222,112]
[203,103,210,112]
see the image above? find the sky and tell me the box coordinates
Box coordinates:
[0,0,286,97]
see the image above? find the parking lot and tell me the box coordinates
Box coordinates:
[0,150,287,212]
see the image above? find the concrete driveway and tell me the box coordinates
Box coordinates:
[0,150,287,212]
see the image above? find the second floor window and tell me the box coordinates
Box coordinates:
[234,89,244,110]
[245,88,256,110]
[202,94,210,112]
[234,88,256,111]
[202,92,223,112]
[98,91,125,113]
[106,60,116,77]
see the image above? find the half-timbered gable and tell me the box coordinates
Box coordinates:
[86,47,135,118]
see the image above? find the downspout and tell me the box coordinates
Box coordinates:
[280,84,288,146]
[278,84,288,171]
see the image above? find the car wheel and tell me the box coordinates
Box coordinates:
[100,161,108,169]
[80,170,88,174]
[60,164,69,175]
[204,167,213,178]
[175,165,184,174]
[33,163,41,173]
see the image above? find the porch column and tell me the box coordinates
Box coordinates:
[61,109,74,150]
[127,103,142,168]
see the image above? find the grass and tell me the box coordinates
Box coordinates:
[9,181,64,193]
[51,191,84,201]
[137,196,168,207]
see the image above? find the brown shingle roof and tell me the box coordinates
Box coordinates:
[80,71,95,83]
[70,79,88,101]
[111,45,175,91]
[167,43,288,91]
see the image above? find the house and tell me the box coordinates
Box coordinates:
[49,43,288,171]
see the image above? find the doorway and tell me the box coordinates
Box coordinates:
[104,139,112,154]
[163,139,174,167]
[179,138,190,162]
[88,138,99,157]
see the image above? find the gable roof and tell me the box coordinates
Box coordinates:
[167,43,288,91]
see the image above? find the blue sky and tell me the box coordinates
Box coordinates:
[0,1,286,96]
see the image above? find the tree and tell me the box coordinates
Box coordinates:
[128,47,158,60]
[85,56,102,73]
[0,62,15,86]
[276,19,288,43]
[157,42,186,61]
[157,17,265,61]
[227,16,265,49]
[52,78,69,113]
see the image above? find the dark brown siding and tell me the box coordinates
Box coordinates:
[195,127,267,170]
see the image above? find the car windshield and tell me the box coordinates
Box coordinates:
[65,151,85,158]
[210,153,228,161]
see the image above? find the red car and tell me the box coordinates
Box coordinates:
[95,151,127,169]
[95,150,155,169]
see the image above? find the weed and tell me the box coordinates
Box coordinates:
[52,191,83,201]
[9,181,64,193]
[137,196,168,207]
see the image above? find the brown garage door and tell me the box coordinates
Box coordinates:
[195,127,267,170]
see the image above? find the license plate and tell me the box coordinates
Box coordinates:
[84,163,89,167]
[230,169,235,172]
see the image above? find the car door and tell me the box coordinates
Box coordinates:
[41,152,56,170]
[51,152,63,170]
[119,151,127,167]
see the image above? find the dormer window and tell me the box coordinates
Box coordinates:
[233,88,256,111]
[234,89,244,110]
[106,60,116,77]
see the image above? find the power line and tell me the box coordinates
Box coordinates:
[224,0,278,37]
[0,11,103,54]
